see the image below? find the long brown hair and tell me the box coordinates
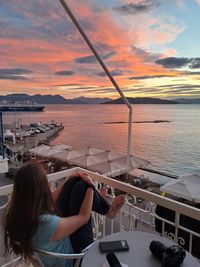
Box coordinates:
[3,162,55,260]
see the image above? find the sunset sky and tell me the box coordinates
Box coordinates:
[0,0,200,99]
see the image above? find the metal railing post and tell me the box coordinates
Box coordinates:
[0,111,4,158]
[59,0,133,165]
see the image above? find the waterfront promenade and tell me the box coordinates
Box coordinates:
[4,124,64,154]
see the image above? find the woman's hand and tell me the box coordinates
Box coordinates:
[65,172,94,185]
[79,173,94,185]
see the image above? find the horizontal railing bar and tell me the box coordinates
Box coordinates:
[0,167,199,221]
[1,167,199,266]
[74,167,200,221]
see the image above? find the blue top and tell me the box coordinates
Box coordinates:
[32,214,74,267]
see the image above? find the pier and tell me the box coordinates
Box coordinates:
[3,123,64,152]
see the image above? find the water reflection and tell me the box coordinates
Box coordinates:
[2,104,200,176]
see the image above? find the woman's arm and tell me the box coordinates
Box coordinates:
[51,174,94,241]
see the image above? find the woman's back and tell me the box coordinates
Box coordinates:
[32,214,73,267]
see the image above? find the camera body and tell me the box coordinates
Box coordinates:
[149,240,186,267]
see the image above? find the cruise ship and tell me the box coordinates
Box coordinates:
[0,102,45,112]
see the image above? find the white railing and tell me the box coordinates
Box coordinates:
[0,167,199,266]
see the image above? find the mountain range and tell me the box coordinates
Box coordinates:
[0,94,110,104]
[103,97,177,104]
[0,94,200,104]
[172,98,200,104]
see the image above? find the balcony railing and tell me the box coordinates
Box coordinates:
[0,167,199,266]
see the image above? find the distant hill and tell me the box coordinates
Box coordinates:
[0,94,67,104]
[1,94,200,105]
[0,94,111,104]
[172,98,200,104]
[103,97,178,104]
[68,96,111,104]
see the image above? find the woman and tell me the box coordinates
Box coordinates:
[3,162,125,267]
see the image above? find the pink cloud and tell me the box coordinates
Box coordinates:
[162,49,177,56]
[0,0,184,98]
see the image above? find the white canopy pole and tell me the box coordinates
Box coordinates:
[59,0,132,165]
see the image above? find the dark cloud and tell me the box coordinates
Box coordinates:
[170,84,200,89]
[155,57,200,69]
[154,85,200,95]
[0,68,32,80]
[153,84,200,95]
[189,58,200,69]
[155,57,190,68]
[52,83,82,87]
[97,69,125,77]
[55,70,75,76]
[0,75,27,80]
[95,42,114,53]
[75,55,98,64]
[128,74,172,80]
[113,0,160,15]
[183,71,200,75]
[72,86,96,90]
[0,68,32,75]
[131,46,162,63]
[156,84,188,88]
[75,51,116,64]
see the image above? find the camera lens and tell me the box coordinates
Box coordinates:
[149,241,167,260]
[149,241,186,267]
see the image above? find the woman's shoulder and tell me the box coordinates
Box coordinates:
[39,214,60,225]
[33,214,61,243]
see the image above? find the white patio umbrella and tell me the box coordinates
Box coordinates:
[52,144,72,150]
[29,144,71,158]
[67,151,125,168]
[89,155,150,177]
[52,147,109,164]
[52,146,150,176]
[129,155,151,169]
[29,145,51,157]
[69,147,106,157]
[160,172,200,203]
[52,150,71,161]
[89,160,124,177]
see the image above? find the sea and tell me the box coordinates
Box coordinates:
[2,104,200,177]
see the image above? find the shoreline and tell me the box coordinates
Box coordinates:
[3,124,64,153]
[104,120,171,124]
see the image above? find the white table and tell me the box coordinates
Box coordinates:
[82,231,200,267]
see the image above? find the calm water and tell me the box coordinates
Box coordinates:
[2,104,200,176]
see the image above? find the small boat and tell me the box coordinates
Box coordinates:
[0,101,45,112]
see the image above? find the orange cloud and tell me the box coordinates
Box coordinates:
[0,0,190,99]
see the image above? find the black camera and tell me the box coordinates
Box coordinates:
[149,240,186,267]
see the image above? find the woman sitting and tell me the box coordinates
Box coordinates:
[3,162,125,267]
